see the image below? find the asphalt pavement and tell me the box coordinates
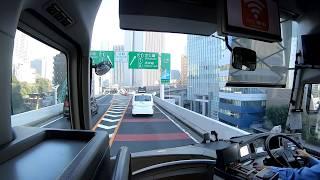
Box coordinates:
[42,95,113,129]
[110,103,196,156]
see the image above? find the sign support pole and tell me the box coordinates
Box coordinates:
[160,84,165,100]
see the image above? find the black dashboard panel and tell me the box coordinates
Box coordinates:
[119,0,218,35]
[0,127,110,180]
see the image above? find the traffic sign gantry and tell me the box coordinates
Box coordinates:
[128,52,159,69]
[90,51,115,67]
[161,53,171,84]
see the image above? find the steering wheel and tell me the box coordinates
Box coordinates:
[265,134,303,167]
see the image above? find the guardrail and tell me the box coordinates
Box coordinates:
[154,96,249,140]
[11,103,64,127]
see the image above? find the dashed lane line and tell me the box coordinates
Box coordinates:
[92,95,132,146]
[109,98,131,146]
[97,124,117,130]
[104,114,122,118]
[102,118,121,123]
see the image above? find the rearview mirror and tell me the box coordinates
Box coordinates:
[94,61,112,76]
[306,84,320,114]
[231,47,256,71]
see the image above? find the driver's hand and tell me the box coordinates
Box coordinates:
[253,162,267,171]
[296,149,310,158]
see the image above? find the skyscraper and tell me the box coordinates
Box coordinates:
[12,31,36,83]
[187,35,221,119]
[124,31,144,87]
[218,50,266,128]
[31,59,42,75]
[142,32,164,86]
[180,55,188,85]
[186,35,267,128]
[124,31,164,87]
[112,45,132,87]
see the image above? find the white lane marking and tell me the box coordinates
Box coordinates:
[111,103,128,105]
[109,108,126,110]
[105,114,122,118]
[40,116,64,128]
[106,111,123,114]
[110,105,127,107]
[98,124,117,130]
[154,105,199,143]
[103,118,120,122]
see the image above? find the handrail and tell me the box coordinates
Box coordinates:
[154,96,249,140]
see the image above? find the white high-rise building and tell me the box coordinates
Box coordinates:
[12,31,36,83]
[124,31,144,87]
[124,31,164,87]
[142,32,164,86]
[112,45,132,87]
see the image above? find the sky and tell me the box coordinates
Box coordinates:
[15,0,187,71]
[14,30,59,62]
[91,0,187,71]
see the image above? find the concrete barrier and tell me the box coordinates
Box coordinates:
[11,103,64,127]
[154,96,249,140]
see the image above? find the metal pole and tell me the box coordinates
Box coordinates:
[53,85,59,105]
[160,84,165,100]
[132,31,135,87]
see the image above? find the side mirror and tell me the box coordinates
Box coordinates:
[231,47,256,71]
[306,84,320,114]
[94,61,112,76]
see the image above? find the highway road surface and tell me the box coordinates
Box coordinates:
[92,94,197,156]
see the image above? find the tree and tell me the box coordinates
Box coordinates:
[35,78,51,93]
[265,105,289,130]
[20,82,36,97]
[11,76,25,114]
[53,53,67,101]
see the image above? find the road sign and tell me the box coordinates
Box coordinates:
[128,52,158,69]
[90,51,115,67]
[161,53,170,84]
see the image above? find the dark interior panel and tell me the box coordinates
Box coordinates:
[119,0,217,35]
[0,127,110,180]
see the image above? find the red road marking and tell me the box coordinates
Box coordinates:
[114,133,189,141]
[122,118,169,123]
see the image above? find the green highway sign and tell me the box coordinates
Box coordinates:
[161,53,171,84]
[128,52,159,69]
[90,51,115,67]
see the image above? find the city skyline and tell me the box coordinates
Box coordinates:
[91,0,186,72]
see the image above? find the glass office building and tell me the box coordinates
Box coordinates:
[187,35,222,120]
[187,35,267,128]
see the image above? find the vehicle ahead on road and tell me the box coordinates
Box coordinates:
[119,88,128,96]
[132,93,154,116]
[137,86,147,93]
[64,95,98,117]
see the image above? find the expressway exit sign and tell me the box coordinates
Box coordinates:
[128,52,159,69]
[90,51,115,67]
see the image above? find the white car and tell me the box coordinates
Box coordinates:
[132,93,154,116]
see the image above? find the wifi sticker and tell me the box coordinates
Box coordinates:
[241,0,269,31]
